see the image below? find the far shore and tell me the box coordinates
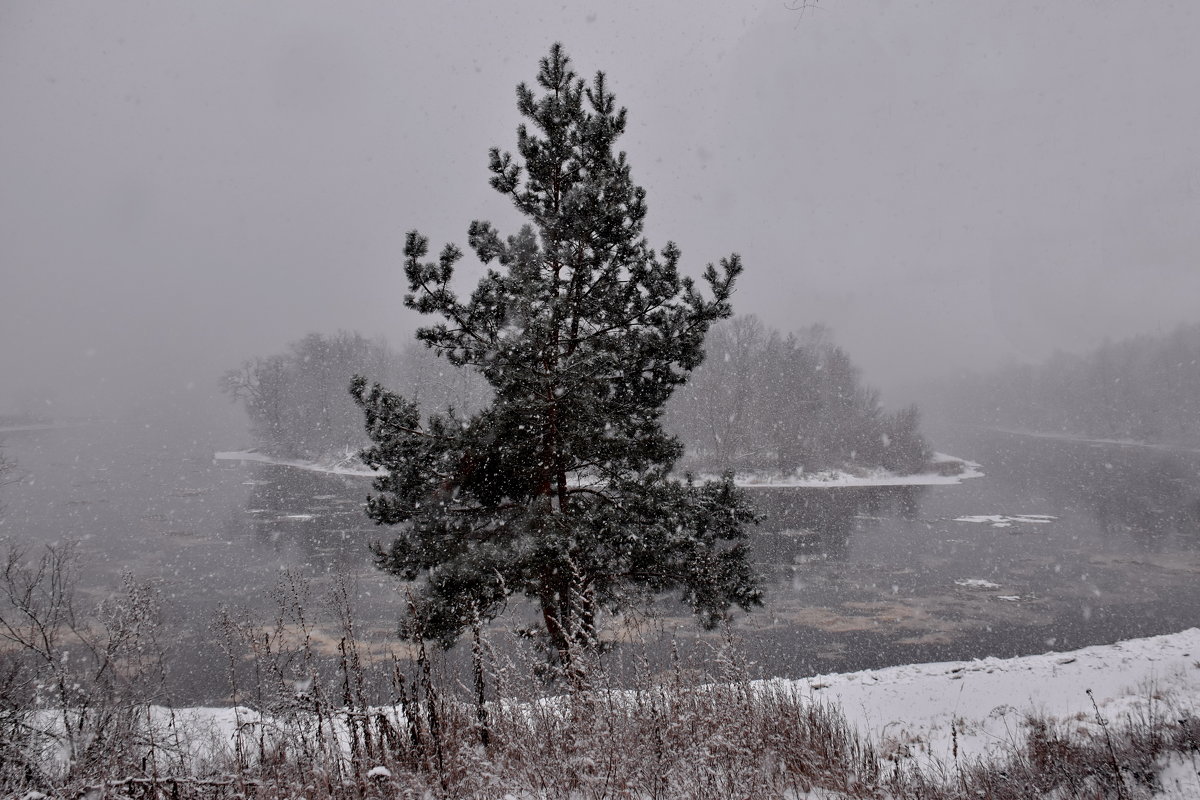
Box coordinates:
[969,424,1200,454]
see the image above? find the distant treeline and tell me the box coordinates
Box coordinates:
[221,331,489,460]
[947,323,1200,446]
[666,316,930,475]
[226,322,930,474]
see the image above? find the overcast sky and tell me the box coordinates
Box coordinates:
[3,2,1198,419]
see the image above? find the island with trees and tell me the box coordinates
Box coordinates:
[666,315,935,482]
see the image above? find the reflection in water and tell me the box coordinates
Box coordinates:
[235,464,380,569]
[750,485,927,563]
[714,427,1200,678]
[1077,455,1200,545]
[972,430,1200,550]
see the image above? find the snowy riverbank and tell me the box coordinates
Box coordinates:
[784,627,1200,768]
[91,630,1200,752]
[985,425,1200,455]
[25,627,1200,795]
[696,452,984,488]
[213,449,985,487]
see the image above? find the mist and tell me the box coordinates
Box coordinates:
[3,1,1198,420]
[7,7,1200,789]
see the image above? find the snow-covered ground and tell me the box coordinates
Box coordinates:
[215,449,986,487]
[89,630,1200,772]
[18,629,1200,796]
[781,627,1200,778]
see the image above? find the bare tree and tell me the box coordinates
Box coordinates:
[0,541,168,791]
[667,316,931,475]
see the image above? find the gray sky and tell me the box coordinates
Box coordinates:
[3,1,1198,418]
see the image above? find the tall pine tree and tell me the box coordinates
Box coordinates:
[352,44,760,668]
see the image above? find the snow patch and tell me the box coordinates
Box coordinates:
[954,514,1056,527]
[1154,754,1200,798]
[782,627,1200,765]
[954,578,1001,590]
[214,450,383,477]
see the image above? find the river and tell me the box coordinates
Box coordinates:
[2,415,1199,702]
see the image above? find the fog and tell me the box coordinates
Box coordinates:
[3,1,1198,420]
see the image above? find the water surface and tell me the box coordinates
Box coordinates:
[3,418,1199,699]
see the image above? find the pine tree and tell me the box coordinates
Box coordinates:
[351,44,760,668]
